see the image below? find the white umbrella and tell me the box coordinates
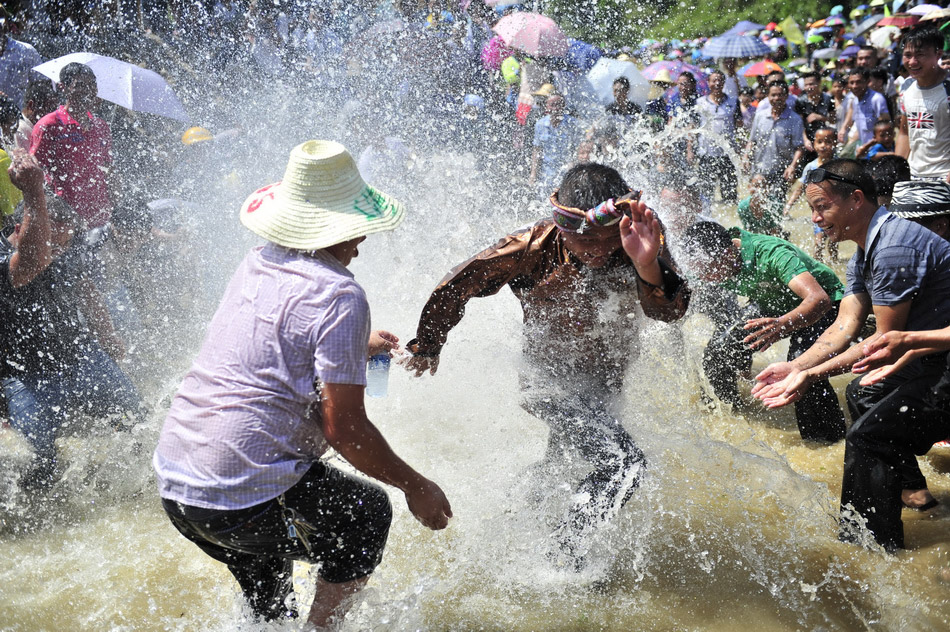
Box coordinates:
[33,52,191,123]
[586,57,650,107]
[869,26,901,49]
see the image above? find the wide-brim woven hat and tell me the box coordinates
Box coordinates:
[890,180,950,219]
[240,140,405,250]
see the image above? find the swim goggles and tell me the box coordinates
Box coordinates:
[549,189,642,233]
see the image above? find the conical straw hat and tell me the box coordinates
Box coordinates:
[240,140,405,250]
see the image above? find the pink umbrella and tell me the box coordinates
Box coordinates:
[481,35,515,70]
[492,12,569,57]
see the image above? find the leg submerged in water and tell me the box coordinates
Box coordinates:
[534,395,647,568]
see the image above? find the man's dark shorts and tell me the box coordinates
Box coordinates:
[162,460,393,584]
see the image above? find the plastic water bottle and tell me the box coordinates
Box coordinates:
[366,354,391,398]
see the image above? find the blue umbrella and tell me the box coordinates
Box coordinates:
[722,20,766,36]
[566,39,602,71]
[854,14,884,37]
[840,44,860,58]
[702,34,771,58]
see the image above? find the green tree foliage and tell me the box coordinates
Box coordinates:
[543,0,839,46]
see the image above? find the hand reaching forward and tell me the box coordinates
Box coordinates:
[405,477,453,530]
[751,361,814,408]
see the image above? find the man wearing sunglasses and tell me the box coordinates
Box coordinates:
[752,159,950,551]
[404,162,689,569]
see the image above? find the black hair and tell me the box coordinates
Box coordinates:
[765,69,785,79]
[873,119,893,129]
[765,79,788,94]
[679,71,696,86]
[858,45,877,58]
[867,155,910,198]
[0,95,18,126]
[833,75,848,86]
[557,163,631,209]
[23,77,55,108]
[682,221,734,259]
[847,67,870,81]
[869,67,888,83]
[902,24,945,53]
[708,69,725,81]
[810,158,877,201]
[59,62,95,87]
[613,76,630,90]
[801,71,820,82]
[739,86,755,97]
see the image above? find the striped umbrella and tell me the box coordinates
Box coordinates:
[701,34,771,58]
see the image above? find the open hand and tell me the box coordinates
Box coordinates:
[400,353,440,377]
[619,201,661,268]
[751,361,812,408]
[743,317,786,352]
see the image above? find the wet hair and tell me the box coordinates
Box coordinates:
[766,79,788,94]
[708,70,725,82]
[868,155,910,199]
[739,86,754,97]
[766,70,785,80]
[810,158,877,201]
[59,62,95,88]
[613,76,630,90]
[858,45,878,60]
[902,25,945,53]
[847,67,870,82]
[557,163,631,209]
[874,119,893,130]
[24,77,56,109]
[833,75,848,87]
[0,95,18,127]
[682,221,733,259]
[801,71,820,83]
[679,72,696,87]
[813,125,837,139]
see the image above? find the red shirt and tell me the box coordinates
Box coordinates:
[30,106,113,227]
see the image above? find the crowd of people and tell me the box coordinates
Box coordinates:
[3,0,950,629]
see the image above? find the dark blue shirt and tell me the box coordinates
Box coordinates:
[846,207,950,331]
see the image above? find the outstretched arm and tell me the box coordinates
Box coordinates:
[320,383,452,530]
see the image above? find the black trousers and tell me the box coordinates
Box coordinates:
[162,461,392,621]
[697,154,739,203]
[704,305,847,443]
[839,354,950,551]
[523,393,646,550]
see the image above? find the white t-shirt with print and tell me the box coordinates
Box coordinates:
[899,76,950,179]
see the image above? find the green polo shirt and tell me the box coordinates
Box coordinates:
[720,228,845,317]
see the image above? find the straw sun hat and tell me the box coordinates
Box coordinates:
[240,140,405,251]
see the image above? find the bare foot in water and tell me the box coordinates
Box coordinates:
[902,488,938,510]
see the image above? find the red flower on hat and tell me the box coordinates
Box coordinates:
[246,182,280,213]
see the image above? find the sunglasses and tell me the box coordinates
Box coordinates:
[803,167,862,190]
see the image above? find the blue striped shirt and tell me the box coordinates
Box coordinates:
[846,207,950,331]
